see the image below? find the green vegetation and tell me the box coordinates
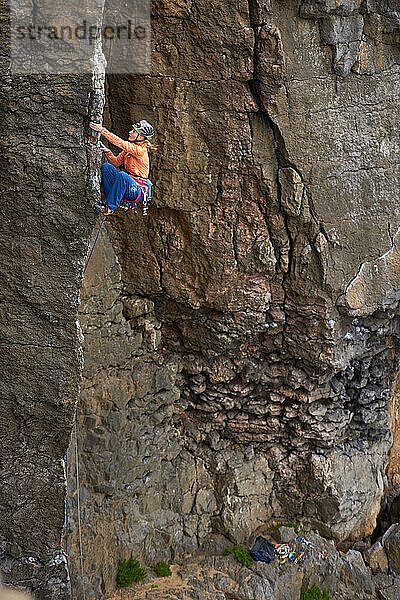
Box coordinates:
[293,522,301,535]
[224,545,253,567]
[153,560,172,577]
[276,521,301,534]
[300,584,331,600]
[151,584,158,588]
[116,557,147,588]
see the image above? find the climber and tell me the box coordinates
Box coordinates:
[89,120,155,215]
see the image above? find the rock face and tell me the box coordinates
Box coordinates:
[383,524,400,574]
[364,540,388,574]
[105,0,400,547]
[0,2,104,598]
[66,0,400,596]
[104,527,385,600]
[2,0,400,598]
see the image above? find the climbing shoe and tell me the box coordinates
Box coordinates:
[93,203,114,215]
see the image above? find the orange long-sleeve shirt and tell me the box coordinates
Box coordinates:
[101,127,150,179]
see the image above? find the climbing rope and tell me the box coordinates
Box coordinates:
[83,215,107,275]
[64,451,73,600]
[74,420,86,600]
[74,213,108,596]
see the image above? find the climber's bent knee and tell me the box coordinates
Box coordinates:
[101,162,116,174]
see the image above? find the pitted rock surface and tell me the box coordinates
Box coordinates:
[104,0,400,549]
[2,0,400,598]
[0,0,105,595]
[73,0,400,597]
[106,528,385,600]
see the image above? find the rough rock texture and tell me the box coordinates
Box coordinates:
[65,0,400,597]
[386,376,400,519]
[3,0,400,598]
[0,2,105,598]
[383,523,400,574]
[364,540,388,574]
[68,231,189,597]
[106,527,399,600]
[68,230,277,596]
[105,0,400,546]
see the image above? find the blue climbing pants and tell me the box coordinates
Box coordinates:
[101,162,142,210]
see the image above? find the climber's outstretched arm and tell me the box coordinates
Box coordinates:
[90,122,146,157]
[101,127,146,157]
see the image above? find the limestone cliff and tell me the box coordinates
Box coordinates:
[1,0,400,599]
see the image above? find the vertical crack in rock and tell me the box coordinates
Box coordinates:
[5,0,400,596]
[76,0,400,576]
[247,1,291,277]
[299,0,400,76]
[105,75,115,133]
[246,0,313,364]
[0,0,106,594]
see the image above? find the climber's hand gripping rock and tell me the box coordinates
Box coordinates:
[90,122,103,132]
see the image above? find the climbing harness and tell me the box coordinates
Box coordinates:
[85,175,152,275]
[83,214,107,275]
[141,178,153,216]
[120,176,153,216]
